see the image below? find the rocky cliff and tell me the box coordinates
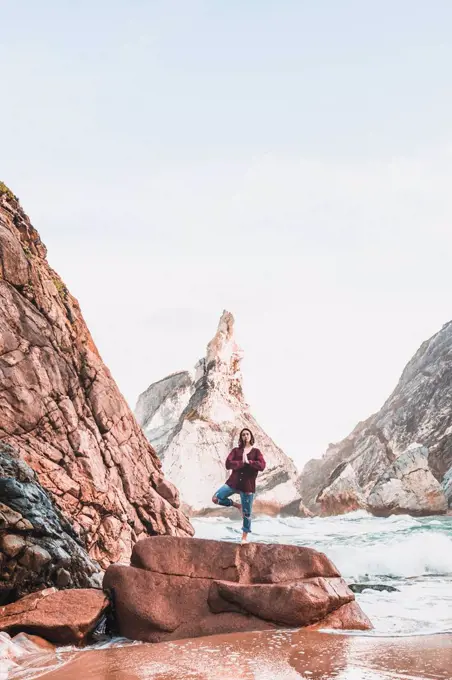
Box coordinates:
[135,311,302,514]
[0,184,193,569]
[300,321,452,514]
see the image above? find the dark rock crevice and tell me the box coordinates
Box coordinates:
[0,444,101,602]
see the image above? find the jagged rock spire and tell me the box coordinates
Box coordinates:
[135,311,301,514]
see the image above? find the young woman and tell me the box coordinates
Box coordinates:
[212,428,266,543]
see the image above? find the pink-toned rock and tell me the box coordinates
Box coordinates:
[0,587,107,644]
[103,564,273,643]
[153,476,181,509]
[306,600,373,631]
[209,576,354,627]
[0,186,193,571]
[104,537,372,642]
[131,536,340,583]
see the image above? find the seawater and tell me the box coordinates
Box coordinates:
[192,511,452,636]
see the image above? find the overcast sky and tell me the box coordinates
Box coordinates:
[2,1,452,468]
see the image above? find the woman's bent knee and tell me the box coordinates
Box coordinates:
[212,495,219,505]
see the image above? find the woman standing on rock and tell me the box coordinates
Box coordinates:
[212,428,266,544]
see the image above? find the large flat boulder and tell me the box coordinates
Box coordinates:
[0,587,107,644]
[131,536,340,583]
[104,537,372,642]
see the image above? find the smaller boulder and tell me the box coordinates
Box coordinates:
[208,576,354,627]
[306,600,373,631]
[368,445,447,517]
[0,587,108,644]
[349,583,399,594]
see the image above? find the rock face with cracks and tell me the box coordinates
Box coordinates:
[316,463,367,516]
[103,536,372,642]
[135,311,301,514]
[0,444,101,603]
[300,320,452,514]
[0,185,193,571]
[367,444,447,517]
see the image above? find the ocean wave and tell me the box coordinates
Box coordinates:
[329,532,452,579]
[191,514,452,635]
[193,513,428,545]
[279,513,422,538]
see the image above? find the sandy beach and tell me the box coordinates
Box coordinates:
[14,629,452,680]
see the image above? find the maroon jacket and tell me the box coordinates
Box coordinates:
[225,447,266,493]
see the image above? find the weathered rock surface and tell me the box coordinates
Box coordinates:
[317,463,367,516]
[367,444,447,517]
[103,536,372,642]
[0,587,107,644]
[135,311,301,514]
[135,371,194,452]
[305,600,375,631]
[443,467,452,504]
[279,499,314,518]
[0,444,101,603]
[300,320,452,513]
[0,185,193,570]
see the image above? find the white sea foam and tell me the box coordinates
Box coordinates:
[328,532,452,579]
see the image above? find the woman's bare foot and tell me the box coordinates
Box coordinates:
[241,531,248,544]
[232,501,242,510]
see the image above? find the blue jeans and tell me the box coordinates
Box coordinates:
[213,484,254,534]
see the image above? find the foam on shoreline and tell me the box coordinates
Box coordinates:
[10,629,452,680]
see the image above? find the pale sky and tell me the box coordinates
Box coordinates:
[2,1,452,468]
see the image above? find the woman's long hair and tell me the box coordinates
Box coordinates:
[238,428,255,447]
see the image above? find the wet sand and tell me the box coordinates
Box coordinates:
[13,629,452,680]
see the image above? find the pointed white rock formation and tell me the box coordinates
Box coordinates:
[135,311,301,514]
